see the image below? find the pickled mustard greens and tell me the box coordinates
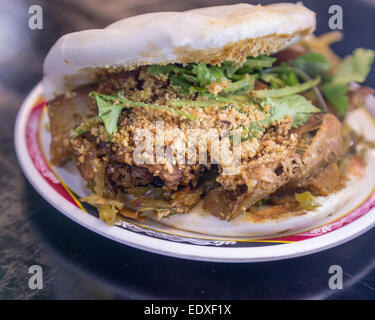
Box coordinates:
[295,191,321,210]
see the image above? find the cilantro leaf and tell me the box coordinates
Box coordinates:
[266,95,321,128]
[221,61,241,78]
[146,56,275,96]
[170,74,191,94]
[95,94,123,135]
[334,48,375,84]
[101,105,123,135]
[321,82,349,117]
[90,91,196,135]
[147,64,184,75]
[242,94,320,141]
[320,48,374,117]
[192,62,226,87]
[291,53,332,77]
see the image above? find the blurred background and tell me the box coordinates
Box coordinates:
[1,0,375,299]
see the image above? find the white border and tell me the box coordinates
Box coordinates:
[14,83,375,262]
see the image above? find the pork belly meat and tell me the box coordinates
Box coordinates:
[203,113,343,220]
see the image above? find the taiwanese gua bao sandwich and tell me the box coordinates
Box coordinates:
[43,3,375,228]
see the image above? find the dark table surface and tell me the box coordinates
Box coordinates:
[2,0,375,300]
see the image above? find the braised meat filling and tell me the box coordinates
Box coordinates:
[47,42,375,224]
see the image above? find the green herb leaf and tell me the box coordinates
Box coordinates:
[90,91,196,135]
[147,64,184,75]
[259,73,286,88]
[334,48,375,84]
[94,94,123,135]
[170,74,191,94]
[321,82,349,117]
[251,77,320,98]
[242,55,276,70]
[241,94,320,141]
[101,106,123,135]
[291,53,332,77]
[192,62,226,87]
[221,75,255,94]
[221,61,241,78]
[320,48,374,117]
[70,116,101,138]
[169,99,222,108]
[266,95,321,128]
[147,57,275,96]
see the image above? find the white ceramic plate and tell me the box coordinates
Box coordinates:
[15,83,375,262]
